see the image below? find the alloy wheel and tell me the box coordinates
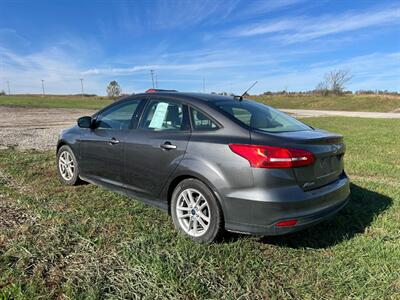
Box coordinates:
[58,151,75,181]
[176,188,211,237]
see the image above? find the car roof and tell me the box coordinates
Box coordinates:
[134,91,237,104]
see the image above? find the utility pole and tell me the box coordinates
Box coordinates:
[6,80,10,95]
[155,74,158,88]
[80,78,84,97]
[150,69,155,88]
[41,79,45,96]
[202,77,205,93]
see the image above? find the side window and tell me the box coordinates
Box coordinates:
[219,105,252,126]
[96,100,140,129]
[190,108,218,131]
[140,100,184,131]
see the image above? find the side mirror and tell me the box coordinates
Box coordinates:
[77,116,92,128]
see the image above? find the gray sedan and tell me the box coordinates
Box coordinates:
[57,90,350,243]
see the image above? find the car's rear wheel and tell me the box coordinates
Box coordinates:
[171,178,223,243]
[57,145,81,185]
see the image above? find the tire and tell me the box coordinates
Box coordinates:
[57,145,81,186]
[171,178,223,243]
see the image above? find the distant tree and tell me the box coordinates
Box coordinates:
[0,90,5,96]
[106,80,121,98]
[315,81,329,96]
[316,69,352,96]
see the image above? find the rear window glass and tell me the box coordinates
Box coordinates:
[216,100,312,133]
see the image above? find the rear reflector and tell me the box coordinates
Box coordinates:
[275,219,298,227]
[229,144,315,168]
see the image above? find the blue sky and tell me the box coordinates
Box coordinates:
[0,0,399,95]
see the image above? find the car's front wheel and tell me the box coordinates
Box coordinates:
[171,178,223,243]
[57,145,81,185]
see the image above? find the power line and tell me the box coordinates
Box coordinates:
[41,79,45,96]
[80,78,84,97]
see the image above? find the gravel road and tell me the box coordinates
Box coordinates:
[0,107,94,150]
[0,106,398,151]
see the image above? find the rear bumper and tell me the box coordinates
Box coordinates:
[223,174,350,235]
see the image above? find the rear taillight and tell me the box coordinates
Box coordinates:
[275,219,298,227]
[229,144,315,168]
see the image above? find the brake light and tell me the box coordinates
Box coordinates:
[229,144,315,168]
[146,89,157,93]
[275,219,297,227]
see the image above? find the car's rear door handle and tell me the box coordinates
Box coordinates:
[109,137,120,145]
[160,142,177,150]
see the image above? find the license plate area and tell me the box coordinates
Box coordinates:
[316,155,342,177]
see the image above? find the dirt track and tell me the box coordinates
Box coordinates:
[1,106,399,151]
[0,107,94,150]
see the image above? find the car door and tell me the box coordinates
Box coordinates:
[123,97,191,198]
[79,99,143,186]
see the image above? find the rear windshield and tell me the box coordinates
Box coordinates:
[215,99,312,133]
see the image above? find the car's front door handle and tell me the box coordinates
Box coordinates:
[109,137,120,145]
[160,142,177,150]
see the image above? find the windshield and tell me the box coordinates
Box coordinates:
[214,99,312,133]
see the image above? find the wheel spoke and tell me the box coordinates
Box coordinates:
[198,211,210,223]
[177,205,191,211]
[182,192,191,207]
[194,195,202,207]
[187,190,195,205]
[198,202,208,210]
[197,216,207,229]
[188,218,193,232]
[192,219,198,234]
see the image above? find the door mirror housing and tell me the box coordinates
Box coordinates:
[77,116,93,128]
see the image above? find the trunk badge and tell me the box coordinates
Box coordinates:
[331,144,340,154]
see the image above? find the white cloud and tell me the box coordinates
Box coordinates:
[0,45,104,95]
[233,5,400,42]
[82,61,244,76]
[240,0,306,16]
[115,0,240,33]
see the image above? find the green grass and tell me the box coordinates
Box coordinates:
[0,95,112,110]
[1,94,400,112]
[250,94,400,112]
[0,117,399,299]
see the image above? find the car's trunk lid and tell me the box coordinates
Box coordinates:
[251,129,345,190]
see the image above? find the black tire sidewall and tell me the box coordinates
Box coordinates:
[171,178,223,243]
[57,145,80,185]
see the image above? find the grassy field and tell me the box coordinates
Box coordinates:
[0,117,399,299]
[0,95,112,110]
[250,94,400,112]
[1,94,400,112]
